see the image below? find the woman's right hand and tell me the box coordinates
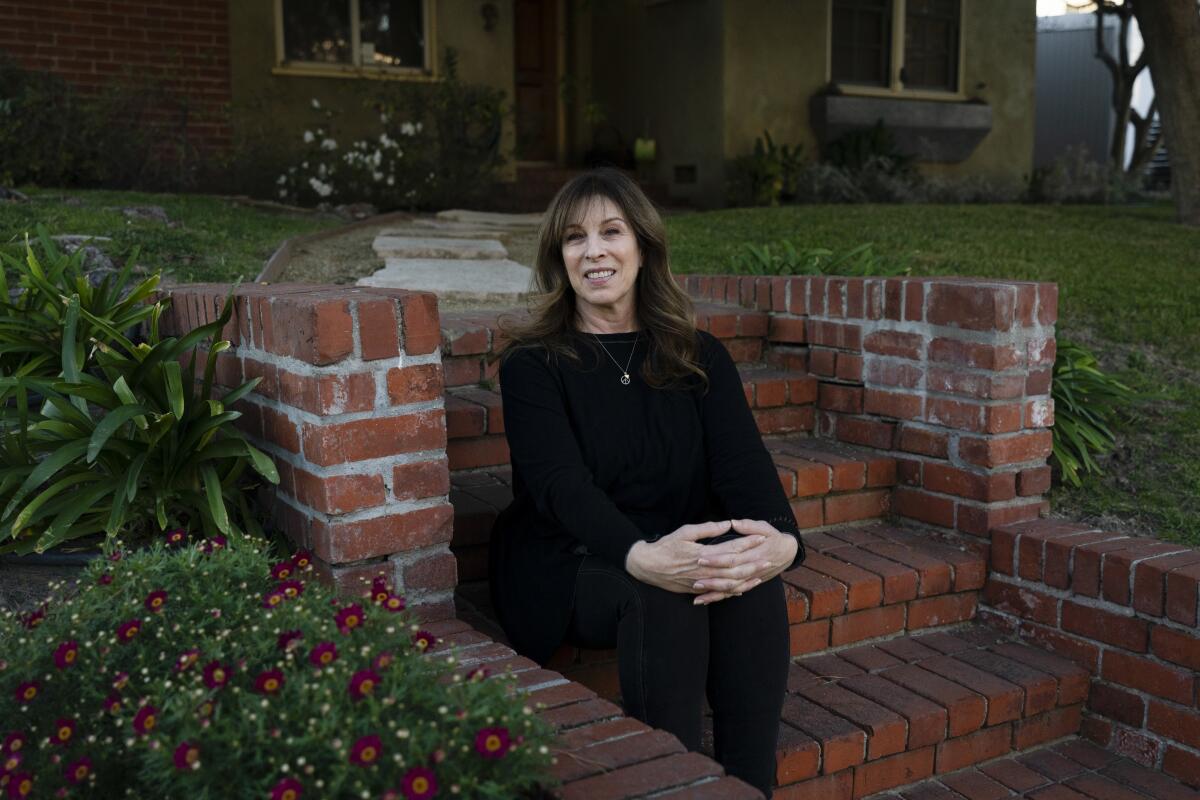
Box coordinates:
[624,520,767,595]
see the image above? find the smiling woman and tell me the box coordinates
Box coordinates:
[491,169,805,797]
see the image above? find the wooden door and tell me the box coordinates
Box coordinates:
[514,0,558,162]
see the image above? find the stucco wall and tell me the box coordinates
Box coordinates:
[226,0,516,182]
[582,0,726,206]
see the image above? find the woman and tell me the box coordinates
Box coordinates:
[490,168,804,796]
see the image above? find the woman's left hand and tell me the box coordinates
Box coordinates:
[691,519,798,605]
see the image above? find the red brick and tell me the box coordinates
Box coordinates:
[1027,336,1057,367]
[865,358,924,389]
[854,746,935,796]
[809,320,862,351]
[926,397,985,432]
[1135,551,1200,617]
[769,316,807,344]
[1103,541,1192,606]
[882,663,987,738]
[292,469,386,514]
[445,395,486,438]
[833,548,920,605]
[781,694,866,774]
[833,417,894,450]
[402,550,458,592]
[440,323,489,356]
[924,463,1016,502]
[861,540,952,596]
[783,566,847,618]
[441,356,482,387]
[310,503,453,563]
[940,769,1013,800]
[386,363,444,405]
[302,410,446,466]
[754,406,815,435]
[836,352,863,382]
[1044,529,1119,589]
[1013,705,1083,750]
[790,619,831,655]
[802,553,882,610]
[843,674,948,749]
[1166,563,1200,626]
[241,357,279,399]
[392,460,450,501]
[980,757,1051,792]
[1102,649,1196,704]
[447,436,510,470]
[881,483,950,532]
[819,383,864,414]
[830,604,906,646]
[957,430,1053,468]
[400,292,440,355]
[990,643,1091,706]
[928,338,1022,371]
[1148,701,1200,750]
[799,682,907,760]
[357,298,399,360]
[956,501,1044,538]
[1018,466,1053,496]
[1150,625,1200,672]
[1087,682,1146,727]
[788,375,819,404]
[956,648,1059,716]
[271,293,354,365]
[864,330,925,359]
[1019,624,1102,673]
[262,406,300,453]
[557,751,722,800]
[1109,728,1163,770]
[753,377,787,408]
[1062,600,1148,652]
[927,368,1025,401]
[776,723,821,785]
[825,490,889,525]
[926,284,1015,331]
[775,771,852,800]
[277,370,376,415]
[919,655,1022,725]
[774,456,832,497]
[935,724,1013,773]
[908,594,977,630]
[1163,746,1200,789]
[791,498,824,529]
[864,389,923,420]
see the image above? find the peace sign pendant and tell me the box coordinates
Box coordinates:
[620,373,631,385]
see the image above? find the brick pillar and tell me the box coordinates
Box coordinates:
[160,283,456,619]
[678,274,1058,542]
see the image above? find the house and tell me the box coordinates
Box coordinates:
[1,0,1036,207]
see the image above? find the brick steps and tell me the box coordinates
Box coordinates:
[863,737,1200,800]
[775,625,1090,798]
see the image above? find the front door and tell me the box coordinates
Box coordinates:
[514,0,558,162]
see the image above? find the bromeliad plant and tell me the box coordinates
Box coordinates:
[1051,340,1138,487]
[0,541,556,798]
[0,282,278,555]
[729,240,912,278]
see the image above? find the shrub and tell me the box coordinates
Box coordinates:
[729,240,911,277]
[0,542,555,798]
[1051,340,1139,487]
[726,131,805,207]
[1028,145,1145,205]
[0,235,278,555]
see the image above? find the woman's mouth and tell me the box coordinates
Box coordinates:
[584,268,615,284]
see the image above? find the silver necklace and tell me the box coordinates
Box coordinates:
[592,334,639,385]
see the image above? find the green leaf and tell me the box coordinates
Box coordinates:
[87,404,150,463]
[10,472,100,534]
[163,360,185,420]
[201,464,231,534]
[2,440,88,520]
[61,294,81,382]
[243,442,279,484]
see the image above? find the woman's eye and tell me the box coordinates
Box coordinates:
[565,232,584,242]
[604,227,621,236]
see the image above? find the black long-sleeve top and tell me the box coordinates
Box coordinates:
[489,330,804,664]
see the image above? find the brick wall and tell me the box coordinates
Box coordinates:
[982,519,1200,788]
[0,0,232,152]
[675,275,1058,541]
[159,283,457,620]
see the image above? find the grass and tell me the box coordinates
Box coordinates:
[0,188,339,284]
[666,202,1200,546]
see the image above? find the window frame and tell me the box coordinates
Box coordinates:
[825,0,967,101]
[272,0,438,82]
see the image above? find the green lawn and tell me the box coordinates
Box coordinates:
[667,203,1200,545]
[1,188,339,284]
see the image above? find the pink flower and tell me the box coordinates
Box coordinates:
[412,630,436,651]
[270,777,303,800]
[52,641,78,670]
[372,651,395,671]
[6,772,32,798]
[400,766,437,800]
[466,666,489,682]
[196,698,217,719]
[200,535,227,553]
[474,726,511,759]
[173,741,200,770]
[309,641,338,667]
[2,750,21,773]
[63,756,92,785]
[132,705,159,735]
[13,682,38,704]
[202,661,231,689]
[277,580,304,599]
[262,590,285,609]
[255,669,285,695]
[334,603,364,634]
[112,672,129,690]
[348,669,381,701]
[383,593,405,613]
[277,630,303,651]
[174,649,201,672]
[144,589,168,613]
[20,608,44,630]
[108,550,123,562]
[292,550,312,569]
[97,572,113,586]
[50,718,75,746]
[1,732,25,754]
[103,693,122,714]
[164,528,187,546]
[116,618,141,643]
[270,560,294,581]
[371,576,390,604]
[349,734,383,766]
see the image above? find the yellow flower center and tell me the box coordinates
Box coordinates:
[185,748,199,765]
[269,595,281,606]
[412,778,428,793]
[347,616,359,627]
[75,765,88,780]
[214,669,226,683]
[58,726,71,740]
[22,687,35,700]
[265,679,278,691]
[285,587,297,597]
[18,778,31,795]
[65,650,76,663]
[361,746,376,762]
[360,679,374,693]
[144,716,157,730]
[125,626,138,638]
[486,735,501,751]
[10,741,21,751]
[4,757,16,770]
[282,791,297,800]
[320,652,332,664]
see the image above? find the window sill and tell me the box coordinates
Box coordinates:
[272,64,439,82]
[831,83,968,103]
[810,93,992,163]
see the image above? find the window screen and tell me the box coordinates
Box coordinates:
[904,0,960,91]
[831,0,892,87]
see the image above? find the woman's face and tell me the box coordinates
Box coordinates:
[561,196,641,327]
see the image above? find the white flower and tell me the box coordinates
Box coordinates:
[379,133,395,148]
[386,176,395,186]
[372,150,382,167]
[276,175,287,185]
[415,122,423,132]
[311,98,321,109]
[308,177,333,197]
[400,122,416,136]
[320,138,338,151]
[278,189,287,198]
[317,163,327,178]
[380,113,389,124]
[372,171,383,182]
[303,130,314,144]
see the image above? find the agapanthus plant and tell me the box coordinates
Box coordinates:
[0,540,555,798]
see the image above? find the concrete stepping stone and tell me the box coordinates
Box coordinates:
[357,258,532,306]
[373,235,507,260]
[436,209,542,228]
[385,222,516,240]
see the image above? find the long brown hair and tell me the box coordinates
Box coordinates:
[500,168,705,389]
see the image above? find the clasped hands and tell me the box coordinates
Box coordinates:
[624,519,798,606]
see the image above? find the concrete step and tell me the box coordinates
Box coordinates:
[372,234,508,260]
[436,209,543,228]
[356,257,532,306]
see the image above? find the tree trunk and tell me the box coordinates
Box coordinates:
[1134,0,1200,226]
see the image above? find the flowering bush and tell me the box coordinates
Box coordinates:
[0,541,554,798]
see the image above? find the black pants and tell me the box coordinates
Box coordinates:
[566,557,789,797]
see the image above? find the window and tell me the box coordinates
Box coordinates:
[830,0,962,94]
[276,0,433,76]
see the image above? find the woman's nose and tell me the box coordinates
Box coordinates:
[584,234,605,260]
